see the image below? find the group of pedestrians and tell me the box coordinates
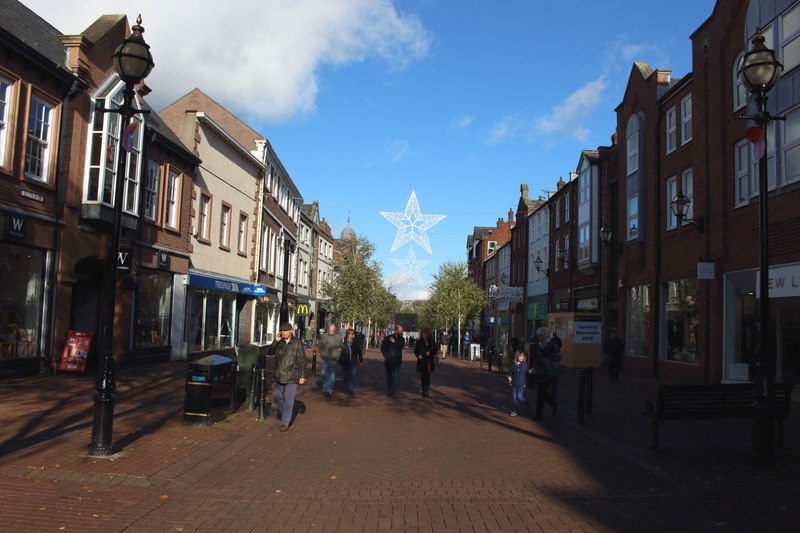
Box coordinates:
[507,327,563,420]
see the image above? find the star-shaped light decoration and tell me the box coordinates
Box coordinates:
[390,247,431,285]
[380,190,446,253]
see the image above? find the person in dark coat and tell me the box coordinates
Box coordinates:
[339,328,364,395]
[528,327,561,420]
[414,328,438,397]
[266,322,307,432]
[603,327,625,382]
[381,325,405,396]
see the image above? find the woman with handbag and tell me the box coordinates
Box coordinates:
[414,328,438,397]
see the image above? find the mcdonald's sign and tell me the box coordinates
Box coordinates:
[296,303,310,316]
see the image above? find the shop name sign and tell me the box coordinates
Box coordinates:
[487,284,523,302]
[756,264,800,298]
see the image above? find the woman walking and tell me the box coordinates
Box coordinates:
[339,328,363,395]
[414,328,438,397]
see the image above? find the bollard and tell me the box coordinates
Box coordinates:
[248,363,258,411]
[498,354,504,375]
[258,367,267,421]
[229,361,238,412]
[312,349,317,378]
[577,369,587,422]
[585,366,593,415]
[488,350,493,373]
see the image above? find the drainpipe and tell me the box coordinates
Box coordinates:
[703,44,712,384]
[654,105,663,378]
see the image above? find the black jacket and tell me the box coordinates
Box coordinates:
[414,337,438,374]
[381,333,405,368]
[339,339,363,369]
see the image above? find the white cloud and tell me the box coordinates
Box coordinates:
[385,139,410,161]
[450,114,473,130]
[23,0,432,122]
[485,115,519,145]
[384,271,429,301]
[535,75,607,142]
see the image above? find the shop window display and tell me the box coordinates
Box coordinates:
[0,244,44,360]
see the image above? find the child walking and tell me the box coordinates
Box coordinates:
[507,349,528,416]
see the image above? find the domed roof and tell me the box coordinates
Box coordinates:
[340,217,356,240]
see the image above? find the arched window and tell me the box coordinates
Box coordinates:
[733,51,746,111]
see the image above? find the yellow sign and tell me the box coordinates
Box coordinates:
[296,303,310,316]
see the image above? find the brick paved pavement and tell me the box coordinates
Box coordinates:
[0,349,798,532]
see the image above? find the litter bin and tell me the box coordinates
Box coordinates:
[183,354,234,426]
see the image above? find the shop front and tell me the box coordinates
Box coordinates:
[0,206,56,377]
[184,272,266,357]
[723,263,800,384]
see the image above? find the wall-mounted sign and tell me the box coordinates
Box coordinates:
[158,251,169,270]
[4,214,25,241]
[117,248,132,271]
[19,189,44,203]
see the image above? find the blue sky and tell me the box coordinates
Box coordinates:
[25,0,718,299]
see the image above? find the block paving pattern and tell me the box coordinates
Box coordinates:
[1,349,799,532]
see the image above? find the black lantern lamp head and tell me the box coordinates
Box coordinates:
[600,225,612,245]
[670,193,704,233]
[534,254,549,278]
[738,29,783,94]
[112,15,154,85]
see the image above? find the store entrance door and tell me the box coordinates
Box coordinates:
[778,307,800,384]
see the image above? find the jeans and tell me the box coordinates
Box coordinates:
[343,365,357,393]
[273,382,298,427]
[511,385,525,411]
[385,365,401,395]
[321,359,337,393]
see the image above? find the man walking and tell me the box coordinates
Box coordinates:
[318,322,342,398]
[267,322,306,432]
[603,327,625,383]
[381,325,405,396]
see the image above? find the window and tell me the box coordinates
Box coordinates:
[681,168,694,224]
[733,52,747,111]
[666,176,678,230]
[219,204,231,249]
[627,194,639,240]
[578,223,590,261]
[135,270,172,348]
[626,285,650,356]
[144,160,160,222]
[269,229,277,274]
[84,81,144,210]
[165,169,179,229]
[782,3,800,73]
[734,140,750,207]
[662,278,698,364]
[564,191,571,221]
[259,224,268,271]
[555,199,560,227]
[0,77,11,168]
[665,107,677,154]
[680,95,692,144]
[554,239,560,272]
[783,106,800,183]
[198,194,211,241]
[627,130,639,175]
[238,213,248,255]
[563,236,570,270]
[25,96,54,182]
[579,168,590,205]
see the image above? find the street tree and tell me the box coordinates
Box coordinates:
[320,233,397,340]
[419,260,486,356]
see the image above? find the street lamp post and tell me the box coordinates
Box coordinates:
[279,238,295,324]
[89,15,154,456]
[738,28,783,464]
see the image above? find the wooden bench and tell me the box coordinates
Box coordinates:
[652,383,794,449]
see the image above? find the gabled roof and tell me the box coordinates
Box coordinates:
[144,101,202,166]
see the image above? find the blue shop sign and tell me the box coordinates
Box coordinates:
[189,273,267,296]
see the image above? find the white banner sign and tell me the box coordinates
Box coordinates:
[755,264,800,298]
[574,321,601,344]
[487,284,523,302]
